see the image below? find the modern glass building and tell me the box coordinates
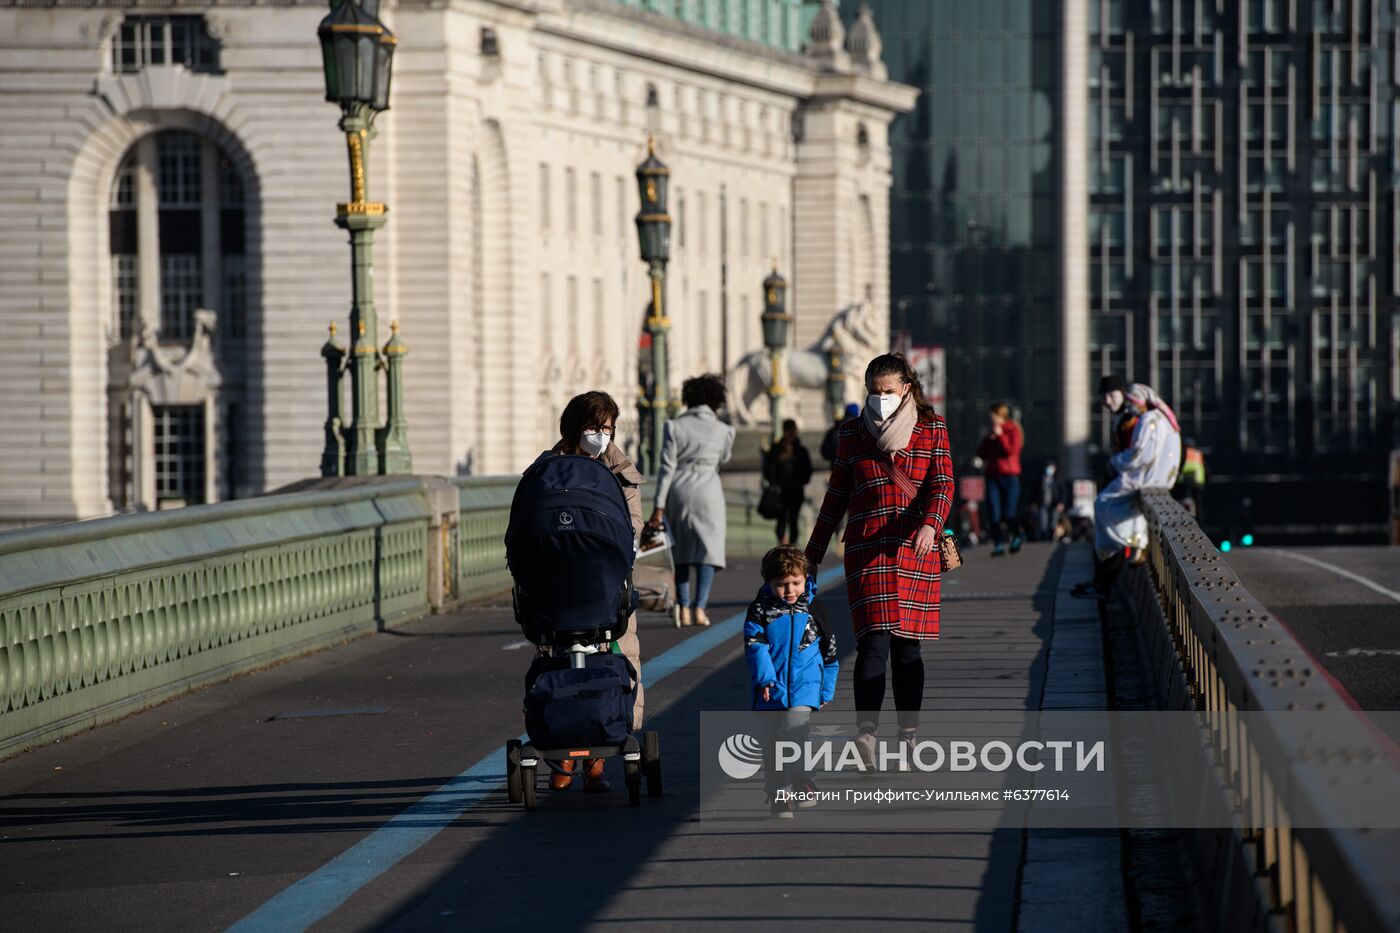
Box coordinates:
[852,1,1063,475]
[860,0,1398,539]
[1088,0,1399,538]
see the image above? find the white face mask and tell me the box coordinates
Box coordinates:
[867,393,903,420]
[579,431,610,458]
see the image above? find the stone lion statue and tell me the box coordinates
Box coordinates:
[726,299,882,426]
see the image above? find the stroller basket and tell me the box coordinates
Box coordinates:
[524,653,636,749]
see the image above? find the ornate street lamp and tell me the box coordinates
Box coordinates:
[317,0,411,475]
[761,263,790,441]
[635,137,672,475]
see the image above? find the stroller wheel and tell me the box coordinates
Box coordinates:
[643,731,663,798]
[521,764,537,811]
[506,740,523,804]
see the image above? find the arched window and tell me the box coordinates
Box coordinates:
[106,129,251,510]
[108,130,246,342]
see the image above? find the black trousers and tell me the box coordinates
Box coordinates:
[853,632,924,734]
[773,497,802,543]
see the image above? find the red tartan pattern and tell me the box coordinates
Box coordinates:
[804,416,955,640]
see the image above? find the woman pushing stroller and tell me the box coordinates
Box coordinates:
[522,390,645,792]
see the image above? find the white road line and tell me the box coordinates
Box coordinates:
[1257,549,1400,604]
[1326,648,1400,659]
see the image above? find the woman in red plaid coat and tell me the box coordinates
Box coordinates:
[805,353,954,764]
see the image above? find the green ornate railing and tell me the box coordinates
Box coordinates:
[0,469,788,758]
[453,477,518,601]
[0,480,434,757]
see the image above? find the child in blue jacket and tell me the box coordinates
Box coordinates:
[744,545,839,817]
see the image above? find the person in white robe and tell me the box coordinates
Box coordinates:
[1093,384,1183,560]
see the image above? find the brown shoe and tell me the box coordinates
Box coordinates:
[694,608,711,627]
[583,758,611,793]
[550,759,575,791]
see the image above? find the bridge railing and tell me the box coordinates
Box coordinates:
[1129,490,1400,933]
[0,479,439,758]
[0,471,797,759]
[449,475,796,604]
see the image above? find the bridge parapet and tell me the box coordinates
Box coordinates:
[0,480,437,758]
[0,474,785,760]
[1129,490,1400,933]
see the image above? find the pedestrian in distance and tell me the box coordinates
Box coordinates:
[528,390,644,792]
[1072,383,1183,598]
[804,353,955,769]
[1173,440,1206,520]
[821,402,861,463]
[1036,458,1072,542]
[762,419,814,546]
[744,545,839,819]
[976,402,1025,556]
[646,373,736,628]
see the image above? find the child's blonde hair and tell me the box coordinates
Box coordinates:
[762,545,808,583]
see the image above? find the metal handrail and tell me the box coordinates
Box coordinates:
[1136,490,1400,932]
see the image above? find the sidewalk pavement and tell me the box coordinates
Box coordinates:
[0,542,1127,932]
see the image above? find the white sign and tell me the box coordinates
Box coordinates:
[905,345,947,412]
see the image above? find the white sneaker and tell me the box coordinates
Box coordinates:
[854,732,877,770]
[898,735,916,772]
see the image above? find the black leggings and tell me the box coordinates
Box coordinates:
[774,498,801,543]
[853,632,924,734]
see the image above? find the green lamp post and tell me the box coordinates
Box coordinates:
[826,343,846,423]
[635,137,672,475]
[761,263,790,442]
[317,0,409,475]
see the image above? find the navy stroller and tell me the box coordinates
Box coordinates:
[503,454,662,809]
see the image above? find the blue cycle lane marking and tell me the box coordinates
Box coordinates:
[228,566,846,932]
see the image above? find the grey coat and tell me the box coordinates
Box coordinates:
[654,405,736,567]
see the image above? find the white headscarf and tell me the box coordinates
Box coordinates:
[1125,384,1181,434]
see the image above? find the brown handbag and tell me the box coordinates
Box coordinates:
[878,453,962,572]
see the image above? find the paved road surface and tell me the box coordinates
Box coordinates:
[1226,547,1400,712]
[0,544,1127,932]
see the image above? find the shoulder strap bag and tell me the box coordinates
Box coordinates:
[877,452,963,572]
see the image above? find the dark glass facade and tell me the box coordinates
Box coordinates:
[1090,0,1399,539]
[854,1,1062,473]
[862,0,1398,539]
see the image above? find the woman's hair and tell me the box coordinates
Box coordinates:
[864,353,938,423]
[559,391,620,451]
[775,418,800,459]
[989,402,1011,419]
[761,544,808,583]
[681,373,727,411]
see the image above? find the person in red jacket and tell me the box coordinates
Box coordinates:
[976,402,1025,556]
[805,353,955,767]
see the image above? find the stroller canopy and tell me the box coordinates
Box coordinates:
[506,454,636,640]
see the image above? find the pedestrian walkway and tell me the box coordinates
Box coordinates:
[0,542,1126,932]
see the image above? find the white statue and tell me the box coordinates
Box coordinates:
[130,308,223,402]
[726,299,882,425]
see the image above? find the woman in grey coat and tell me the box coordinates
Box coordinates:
[645,374,736,627]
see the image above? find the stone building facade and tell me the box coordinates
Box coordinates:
[0,0,914,526]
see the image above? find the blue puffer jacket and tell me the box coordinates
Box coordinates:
[743,580,839,711]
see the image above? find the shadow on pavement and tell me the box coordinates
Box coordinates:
[367,550,1068,932]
